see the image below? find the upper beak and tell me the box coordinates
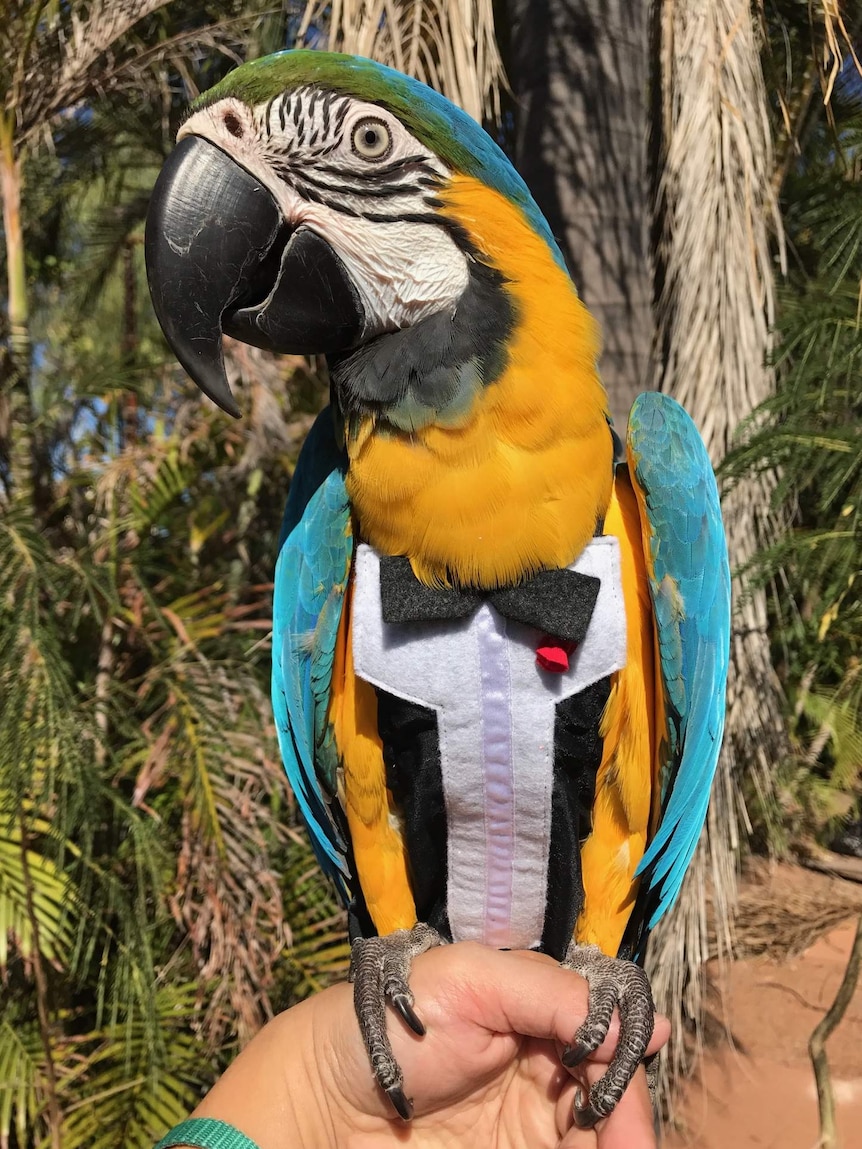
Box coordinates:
[145,136,364,416]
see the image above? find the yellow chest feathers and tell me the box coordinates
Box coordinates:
[345,175,614,588]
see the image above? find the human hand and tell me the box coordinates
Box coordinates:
[192,941,669,1149]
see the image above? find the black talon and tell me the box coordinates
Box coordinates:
[645,1051,660,1104]
[387,1085,414,1121]
[562,941,656,1122]
[573,1089,604,1129]
[351,923,444,1124]
[392,994,426,1036]
[561,1040,590,1068]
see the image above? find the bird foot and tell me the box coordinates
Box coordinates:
[646,1049,660,1105]
[350,922,445,1121]
[561,942,656,1127]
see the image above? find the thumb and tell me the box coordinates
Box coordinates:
[558,1064,658,1149]
[411,943,670,1062]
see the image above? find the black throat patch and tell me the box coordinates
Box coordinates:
[328,257,516,433]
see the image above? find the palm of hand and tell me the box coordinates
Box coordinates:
[192,942,661,1149]
[327,944,653,1149]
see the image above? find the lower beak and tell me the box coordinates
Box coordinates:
[145,136,364,416]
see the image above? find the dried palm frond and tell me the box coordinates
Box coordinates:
[296,0,504,122]
[648,0,788,1106]
[729,859,862,961]
[763,0,862,195]
[817,0,862,102]
[2,1,278,150]
[2,0,174,137]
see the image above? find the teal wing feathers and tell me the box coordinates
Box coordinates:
[272,407,352,900]
[627,393,731,929]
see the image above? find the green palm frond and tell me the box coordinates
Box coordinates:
[0,811,76,967]
[0,1016,44,1148]
[128,447,199,536]
[56,986,207,1149]
[281,858,350,998]
[726,57,862,848]
[795,654,862,782]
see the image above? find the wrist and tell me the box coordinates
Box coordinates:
[188,995,341,1149]
[275,996,343,1149]
[297,984,381,1146]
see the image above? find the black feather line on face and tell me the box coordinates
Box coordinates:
[322,155,440,183]
[259,89,446,213]
[265,94,278,139]
[321,90,334,136]
[334,98,350,135]
[280,165,429,201]
[329,259,516,431]
[266,163,447,225]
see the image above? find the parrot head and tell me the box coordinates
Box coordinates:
[146,51,612,584]
[147,51,583,422]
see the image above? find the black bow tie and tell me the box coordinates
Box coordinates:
[379,556,600,645]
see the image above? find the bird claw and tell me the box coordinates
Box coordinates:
[561,1038,592,1068]
[386,1084,414,1121]
[562,942,656,1125]
[392,992,426,1036]
[351,922,444,1120]
[573,1087,605,1129]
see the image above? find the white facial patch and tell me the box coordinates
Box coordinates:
[300,212,468,335]
[179,93,470,336]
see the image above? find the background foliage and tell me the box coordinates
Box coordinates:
[0,6,348,1147]
[0,1,859,1146]
[726,55,862,849]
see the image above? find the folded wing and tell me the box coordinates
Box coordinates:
[627,393,731,929]
[271,408,353,899]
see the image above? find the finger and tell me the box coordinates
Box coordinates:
[557,1012,669,1074]
[416,944,669,1062]
[594,1065,657,1149]
[559,1065,656,1149]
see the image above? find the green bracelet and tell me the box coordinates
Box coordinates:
[155,1117,263,1149]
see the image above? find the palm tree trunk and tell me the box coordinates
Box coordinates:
[651,0,788,792]
[506,0,656,427]
[0,116,35,507]
[646,0,789,1097]
[506,0,790,1104]
[19,817,63,1149]
[121,238,140,446]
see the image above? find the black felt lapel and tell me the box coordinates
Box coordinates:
[379,557,601,644]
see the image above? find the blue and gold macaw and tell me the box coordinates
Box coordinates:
[145,50,730,1126]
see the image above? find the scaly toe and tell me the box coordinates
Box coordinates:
[561,942,656,1121]
[351,923,444,1122]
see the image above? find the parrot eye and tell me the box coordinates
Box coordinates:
[351,117,393,161]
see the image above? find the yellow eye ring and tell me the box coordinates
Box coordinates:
[351,117,393,161]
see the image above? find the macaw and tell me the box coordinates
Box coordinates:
[145,49,730,1126]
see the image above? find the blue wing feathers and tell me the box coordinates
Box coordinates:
[273,395,729,929]
[628,394,731,929]
[271,408,353,900]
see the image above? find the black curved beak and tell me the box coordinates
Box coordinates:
[145,136,364,416]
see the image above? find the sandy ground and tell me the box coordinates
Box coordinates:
[666,869,862,1149]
